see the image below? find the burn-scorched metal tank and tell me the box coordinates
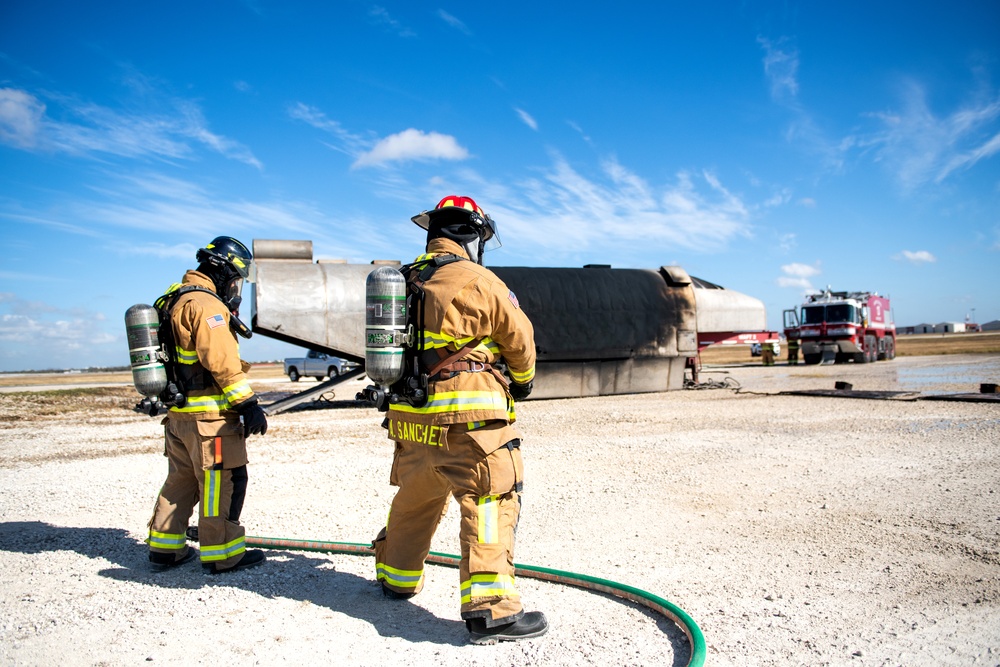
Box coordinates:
[251,240,711,399]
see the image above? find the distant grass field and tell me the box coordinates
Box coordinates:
[698,331,1000,365]
[2,333,998,387]
[0,363,287,388]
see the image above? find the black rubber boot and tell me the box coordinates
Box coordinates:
[149,548,197,572]
[380,582,416,600]
[466,611,549,645]
[202,549,266,575]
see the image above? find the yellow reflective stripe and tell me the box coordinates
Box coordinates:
[170,394,230,413]
[467,421,486,430]
[175,346,198,365]
[223,379,252,403]
[203,469,221,517]
[200,536,246,562]
[420,330,479,350]
[509,364,535,384]
[460,574,518,603]
[148,530,186,550]
[478,338,499,355]
[477,495,500,544]
[389,390,509,415]
[376,562,423,589]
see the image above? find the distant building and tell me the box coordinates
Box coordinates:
[934,322,966,334]
[982,320,1000,332]
[901,323,935,334]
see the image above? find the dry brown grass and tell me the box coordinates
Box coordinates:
[3,334,997,389]
[0,363,287,388]
[699,331,1000,365]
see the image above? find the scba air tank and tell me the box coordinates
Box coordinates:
[125,304,167,397]
[365,266,408,385]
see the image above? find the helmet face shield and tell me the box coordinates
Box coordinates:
[481,214,501,252]
[229,253,251,280]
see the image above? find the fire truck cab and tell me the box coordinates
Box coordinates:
[783,288,896,365]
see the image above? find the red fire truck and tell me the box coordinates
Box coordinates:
[783,288,896,365]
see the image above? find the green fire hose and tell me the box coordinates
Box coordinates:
[246,535,706,666]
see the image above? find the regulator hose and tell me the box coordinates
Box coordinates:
[246,535,706,667]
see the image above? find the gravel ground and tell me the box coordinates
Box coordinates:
[0,354,998,666]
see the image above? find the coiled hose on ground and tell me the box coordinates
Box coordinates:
[246,535,706,666]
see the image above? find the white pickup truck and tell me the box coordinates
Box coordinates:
[283,350,358,382]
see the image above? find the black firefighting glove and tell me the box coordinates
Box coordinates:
[236,397,268,438]
[508,380,533,401]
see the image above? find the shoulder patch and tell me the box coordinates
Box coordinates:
[206,313,226,329]
[508,290,520,309]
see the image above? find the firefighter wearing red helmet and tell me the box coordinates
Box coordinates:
[372,196,548,644]
[146,236,269,575]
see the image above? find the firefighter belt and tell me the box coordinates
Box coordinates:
[148,415,249,571]
[374,419,525,627]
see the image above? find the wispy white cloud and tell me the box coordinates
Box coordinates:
[941,130,1000,178]
[777,232,797,253]
[0,86,262,168]
[860,79,1000,190]
[481,155,753,257]
[757,36,799,101]
[0,170,384,263]
[0,295,116,354]
[438,10,471,35]
[287,112,759,258]
[288,102,370,157]
[369,5,415,37]
[0,88,44,148]
[352,128,470,168]
[777,262,821,291]
[757,38,846,171]
[894,249,937,264]
[515,108,538,131]
[290,104,468,168]
[761,188,792,208]
[567,120,593,145]
[0,205,102,237]
[78,172,332,238]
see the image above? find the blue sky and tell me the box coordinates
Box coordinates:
[1,2,999,371]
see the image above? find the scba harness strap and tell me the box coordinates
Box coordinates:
[386,254,509,406]
[154,285,249,400]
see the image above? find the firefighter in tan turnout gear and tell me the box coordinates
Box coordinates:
[147,236,269,574]
[372,196,548,644]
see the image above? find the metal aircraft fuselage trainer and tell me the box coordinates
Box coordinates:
[249,240,772,409]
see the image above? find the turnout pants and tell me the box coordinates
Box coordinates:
[374,421,525,627]
[148,415,249,570]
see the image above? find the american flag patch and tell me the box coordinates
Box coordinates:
[206,314,226,329]
[508,290,520,309]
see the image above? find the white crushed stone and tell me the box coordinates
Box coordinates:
[0,354,998,666]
